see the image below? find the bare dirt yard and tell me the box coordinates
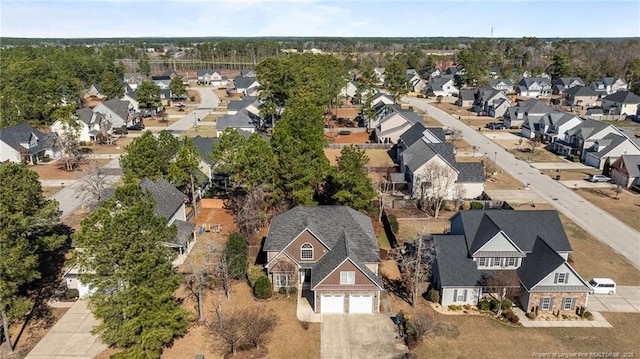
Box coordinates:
[1,307,70,358]
[31,158,110,180]
[81,136,134,155]
[324,148,394,167]
[187,89,201,105]
[575,187,640,233]
[326,131,371,144]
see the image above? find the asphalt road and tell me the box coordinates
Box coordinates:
[51,87,220,218]
[167,87,220,134]
[402,96,640,270]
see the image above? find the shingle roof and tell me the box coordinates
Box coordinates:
[192,135,218,166]
[311,233,383,289]
[99,99,131,121]
[433,235,492,286]
[620,155,640,178]
[0,123,51,155]
[602,91,640,104]
[519,77,551,88]
[490,78,513,87]
[233,76,259,90]
[196,69,222,77]
[517,237,568,290]
[425,127,446,143]
[173,220,196,248]
[399,122,426,148]
[454,162,485,183]
[564,85,600,98]
[452,210,572,254]
[76,108,94,126]
[403,141,456,174]
[566,118,610,140]
[459,89,476,102]
[593,133,629,157]
[240,68,256,77]
[216,110,257,132]
[264,206,379,263]
[227,96,257,111]
[140,178,186,220]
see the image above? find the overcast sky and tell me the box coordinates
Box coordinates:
[1,1,639,39]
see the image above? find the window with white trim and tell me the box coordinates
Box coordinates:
[275,273,292,288]
[301,243,313,260]
[455,289,467,302]
[491,257,501,267]
[541,297,551,310]
[506,257,517,267]
[562,297,574,311]
[340,271,355,285]
[478,258,487,267]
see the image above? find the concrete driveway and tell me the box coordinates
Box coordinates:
[321,314,406,359]
[588,286,640,313]
[26,300,107,359]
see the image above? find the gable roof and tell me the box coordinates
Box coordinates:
[619,155,640,178]
[403,140,457,174]
[517,237,589,293]
[459,89,476,102]
[454,162,486,183]
[196,68,222,77]
[227,96,258,111]
[233,76,259,90]
[97,99,131,121]
[602,91,640,104]
[429,75,455,91]
[310,233,383,289]
[433,235,491,287]
[192,135,218,166]
[519,77,551,88]
[452,210,572,254]
[240,68,256,77]
[565,118,611,140]
[0,123,51,155]
[593,133,632,157]
[216,110,257,132]
[564,85,600,98]
[140,178,186,220]
[399,122,426,147]
[264,206,379,263]
[490,78,513,87]
[371,93,395,103]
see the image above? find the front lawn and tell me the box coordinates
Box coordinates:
[574,187,640,233]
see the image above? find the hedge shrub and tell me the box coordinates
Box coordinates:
[387,213,399,234]
[426,288,440,303]
[65,288,79,299]
[254,276,272,299]
[478,300,491,311]
[501,299,512,310]
[247,265,264,287]
[470,202,484,210]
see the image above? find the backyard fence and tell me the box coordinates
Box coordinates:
[326,143,392,149]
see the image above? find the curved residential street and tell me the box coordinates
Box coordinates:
[51,87,219,218]
[402,96,640,270]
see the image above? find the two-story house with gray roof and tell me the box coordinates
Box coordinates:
[552,77,584,95]
[374,106,424,144]
[141,178,197,265]
[432,210,591,314]
[610,154,640,189]
[563,85,601,109]
[196,69,228,87]
[473,88,511,118]
[0,123,59,164]
[589,77,628,95]
[263,206,384,314]
[516,77,552,97]
[426,75,459,97]
[508,99,558,133]
[51,107,113,144]
[601,91,640,117]
[489,78,514,93]
[400,141,485,200]
[93,99,134,128]
[231,76,260,97]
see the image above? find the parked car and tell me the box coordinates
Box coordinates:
[588,278,616,295]
[112,126,128,135]
[486,122,504,130]
[477,111,488,116]
[127,123,145,131]
[587,174,610,183]
[173,102,186,108]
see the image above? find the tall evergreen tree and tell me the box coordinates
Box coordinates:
[74,185,190,358]
[384,60,408,99]
[323,145,376,212]
[136,81,161,109]
[100,71,124,100]
[120,131,165,182]
[0,164,64,354]
[168,76,187,98]
[168,137,200,214]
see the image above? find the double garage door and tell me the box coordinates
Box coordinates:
[320,295,373,314]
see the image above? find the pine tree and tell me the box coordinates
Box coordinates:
[323,145,377,212]
[74,185,190,357]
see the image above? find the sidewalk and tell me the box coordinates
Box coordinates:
[512,307,612,328]
[26,300,107,359]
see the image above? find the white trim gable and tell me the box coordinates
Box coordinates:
[266,227,331,268]
[473,230,525,257]
[530,262,591,289]
[311,257,383,291]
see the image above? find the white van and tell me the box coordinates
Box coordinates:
[588,278,616,295]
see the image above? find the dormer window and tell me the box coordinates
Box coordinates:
[301,243,313,260]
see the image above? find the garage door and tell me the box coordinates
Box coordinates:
[321,295,344,314]
[349,295,373,313]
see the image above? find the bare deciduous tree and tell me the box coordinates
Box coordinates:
[226,185,267,239]
[482,270,521,315]
[448,128,463,143]
[183,243,217,322]
[398,223,435,307]
[80,160,109,204]
[405,308,441,343]
[208,304,244,356]
[240,307,278,350]
[413,163,458,218]
[528,136,541,155]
